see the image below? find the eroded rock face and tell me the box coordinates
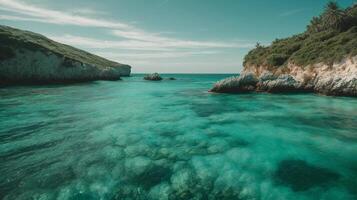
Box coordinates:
[210,72,302,93]
[314,73,357,96]
[144,73,163,81]
[210,56,357,97]
[210,73,258,93]
[257,74,303,93]
[286,57,357,96]
[0,49,131,84]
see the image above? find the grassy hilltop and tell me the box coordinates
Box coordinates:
[244,2,357,68]
[0,25,126,68]
[0,25,131,84]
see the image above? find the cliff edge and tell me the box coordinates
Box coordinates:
[0,25,131,84]
[211,2,357,97]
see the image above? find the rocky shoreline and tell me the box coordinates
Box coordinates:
[210,56,357,97]
[211,2,357,97]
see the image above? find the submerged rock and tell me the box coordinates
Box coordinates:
[274,159,340,191]
[168,77,176,80]
[125,156,172,189]
[209,73,258,93]
[148,182,172,200]
[170,168,200,199]
[144,73,163,81]
[0,25,131,84]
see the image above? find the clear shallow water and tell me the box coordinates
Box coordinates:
[0,74,357,200]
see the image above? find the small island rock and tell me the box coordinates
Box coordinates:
[144,73,163,81]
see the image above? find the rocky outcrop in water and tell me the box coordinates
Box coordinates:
[144,73,163,81]
[210,73,258,93]
[211,56,357,96]
[0,25,131,84]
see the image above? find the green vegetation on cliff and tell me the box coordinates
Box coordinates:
[0,25,126,68]
[244,2,357,68]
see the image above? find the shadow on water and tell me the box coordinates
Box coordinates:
[0,159,60,199]
[190,102,234,117]
[0,122,49,143]
[0,138,64,162]
[130,165,172,189]
[274,159,340,192]
[256,114,357,142]
[0,80,101,89]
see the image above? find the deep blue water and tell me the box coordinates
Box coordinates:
[0,74,356,200]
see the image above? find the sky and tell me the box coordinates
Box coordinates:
[0,0,355,73]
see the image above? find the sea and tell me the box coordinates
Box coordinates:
[0,74,356,199]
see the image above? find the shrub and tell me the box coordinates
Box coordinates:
[244,1,357,68]
[267,54,289,66]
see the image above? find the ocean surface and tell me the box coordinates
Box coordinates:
[0,74,356,200]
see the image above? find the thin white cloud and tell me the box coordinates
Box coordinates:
[112,30,253,49]
[0,14,48,23]
[48,34,171,51]
[96,50,220,59]
[68,8,107,16]
[0,0,129,28]
[0,0,253,50]
[49,34,253,51]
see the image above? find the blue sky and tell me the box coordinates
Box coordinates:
[0,0,355,73]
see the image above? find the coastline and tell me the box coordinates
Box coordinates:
[210,56,357,97]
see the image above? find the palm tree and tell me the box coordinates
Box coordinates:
[307,17,323,33]
[321,1,347,31]
[326,1,339,10]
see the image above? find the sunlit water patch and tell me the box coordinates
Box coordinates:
[0,74,356,200]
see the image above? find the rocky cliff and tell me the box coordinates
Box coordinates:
[0,25,131,84]
[211,57,357,97]
[211,2,357,97]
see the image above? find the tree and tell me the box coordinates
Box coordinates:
[307,1,349,33]
[321,1,348,31]
[255,42,263,49]
[307,17,323,33]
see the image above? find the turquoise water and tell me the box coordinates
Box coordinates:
[0,74,357,200]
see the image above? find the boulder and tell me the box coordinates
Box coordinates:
[210,73,258,93]
[144,73,163,81]
[258,74,303,93]
[314,75,357,96]
[258,71,277,82]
